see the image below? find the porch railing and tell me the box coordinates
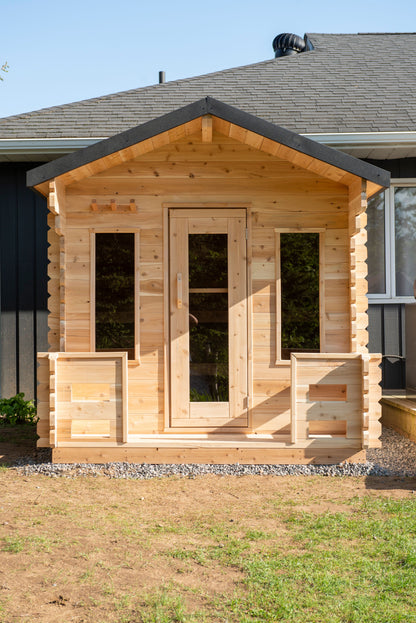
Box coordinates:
[37,352,128,448]
[291,353,381,449]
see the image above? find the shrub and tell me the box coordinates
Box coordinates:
[0,393,38,426]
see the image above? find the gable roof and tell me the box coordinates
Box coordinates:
[27,97,390,193]
[3,33,416,141]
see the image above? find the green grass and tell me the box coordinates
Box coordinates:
[2,534,59,554]
[157,496,416,622]
[138,587,192,623]
[1,474,416,622]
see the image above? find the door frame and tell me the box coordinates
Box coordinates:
[162,204,253,433]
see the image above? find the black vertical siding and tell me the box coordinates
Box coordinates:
[368,304,406,389]
[366,157,416,178]
[365,157,416,390]
[0,163,48,401]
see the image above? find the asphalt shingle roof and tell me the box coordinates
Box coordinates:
[1,33,416,139]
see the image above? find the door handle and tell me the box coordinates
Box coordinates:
[177,273,182,309]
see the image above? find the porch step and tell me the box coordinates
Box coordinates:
[381,396,416,441]
[52,435,365,465]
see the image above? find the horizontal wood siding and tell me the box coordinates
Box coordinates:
[61,131,355,439]
[64,195,165,434]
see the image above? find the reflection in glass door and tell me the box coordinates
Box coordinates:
[170,210,248,429]
[189,233,229,402]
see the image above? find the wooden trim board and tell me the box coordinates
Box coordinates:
[52,446,366,464]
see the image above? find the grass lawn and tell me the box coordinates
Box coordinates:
[0,470,415,622]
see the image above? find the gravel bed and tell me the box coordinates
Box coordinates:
[11,426,416,479]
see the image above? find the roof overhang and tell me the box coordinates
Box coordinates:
[27,97,390,195]
[3,132,416,162]
[304,132,416,159]
[0,137,106,164]
[0,137,105,155]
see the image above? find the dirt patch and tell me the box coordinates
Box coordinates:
[1,430,416,621]
[1,471,416,622]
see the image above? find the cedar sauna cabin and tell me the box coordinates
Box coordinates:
[27,98,390,464]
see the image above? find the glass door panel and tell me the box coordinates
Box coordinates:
[189,234,229,402]
[189,292,229,402]
[169,211,248,429]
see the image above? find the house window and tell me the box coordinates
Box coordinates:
[275,230,324,362]
[367,191,386,295]
[367,181,416,301]
[90,230,140,361]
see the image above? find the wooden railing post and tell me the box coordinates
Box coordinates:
[361,354,370,449]
[290,354,297,444]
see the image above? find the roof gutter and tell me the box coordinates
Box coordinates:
[0,137,105,155]
[2,132,416,156]
[303,131,416,150]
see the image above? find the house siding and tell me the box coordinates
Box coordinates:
[0,163,48,400]
[52,129,353,439]
[366,158,416,389]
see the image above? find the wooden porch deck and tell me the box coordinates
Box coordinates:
[52,437,366,465]
[381,395,416,442]
[38,351,380,464]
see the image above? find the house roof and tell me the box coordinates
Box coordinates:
[26,97,390,193]
[3,33,416,141]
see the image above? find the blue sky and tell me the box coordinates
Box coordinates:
[1,0,416,118]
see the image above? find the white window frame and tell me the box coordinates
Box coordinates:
[368,179,416,304]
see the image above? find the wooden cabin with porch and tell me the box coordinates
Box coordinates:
[27,97,390,464]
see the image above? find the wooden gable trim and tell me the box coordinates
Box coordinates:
[28,97,390,196]
[34,118,202,194]
[212,118,357,188]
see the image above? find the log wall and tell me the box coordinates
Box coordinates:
[39,130,381,454]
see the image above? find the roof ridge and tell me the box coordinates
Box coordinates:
[306,31,416,35]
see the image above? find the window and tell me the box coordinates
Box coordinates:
[275,229,324,362]
[90,230,140,361]
[367,181,416,301]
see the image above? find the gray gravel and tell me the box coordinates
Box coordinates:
[11,426,416,479]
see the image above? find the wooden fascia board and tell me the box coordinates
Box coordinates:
[34,181,49,197]
[212,117,360,187]
[26,96,390,191]
[42,118,202,189]
[205,98,390,189]
[26,100,209,188]
[367,181,385,198]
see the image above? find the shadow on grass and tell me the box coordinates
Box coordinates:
[364,475,416,491]
[0,423,51,466]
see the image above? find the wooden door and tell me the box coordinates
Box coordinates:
[169,209,248,429]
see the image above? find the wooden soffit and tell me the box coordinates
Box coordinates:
[27,97,390,197]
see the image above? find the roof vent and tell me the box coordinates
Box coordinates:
[272,33,312,57]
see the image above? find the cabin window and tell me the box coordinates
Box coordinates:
[91,231,139,361]
[368,182,416,302]
[275,230,323,362]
